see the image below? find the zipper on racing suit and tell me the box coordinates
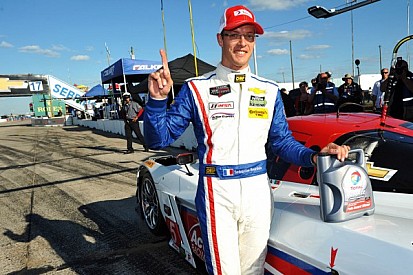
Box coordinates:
[238,83,242,165]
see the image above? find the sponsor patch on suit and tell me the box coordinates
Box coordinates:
[248,108,268,119]
[249,95,267,107]
[209,101,234,110]
[205,166,218,176]
[210,85,231,97]
[210,112,235,120]
[248,87,266,94]
[234,74,246,83]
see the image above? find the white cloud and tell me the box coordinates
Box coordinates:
[299,54,320,60]
[248,0,311,10]
[267,48,289,55]
[263,29,312,42]
[306,45,331,51]
[51,44,70,51]
[85,46,94,52]
[19,45,60,57]
[71,55,90,61]
[0,41,13,48]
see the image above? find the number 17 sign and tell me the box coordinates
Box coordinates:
[29,81,44,92]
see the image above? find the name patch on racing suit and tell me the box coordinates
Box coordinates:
[202,160,267,179]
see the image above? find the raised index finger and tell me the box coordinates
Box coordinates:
[160,49,169,71]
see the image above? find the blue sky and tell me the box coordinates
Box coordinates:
[0,0,411,115]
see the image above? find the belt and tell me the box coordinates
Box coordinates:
[200,160,267,180]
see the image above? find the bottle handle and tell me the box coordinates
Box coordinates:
[329,148,366,169]
[350,148,366,168]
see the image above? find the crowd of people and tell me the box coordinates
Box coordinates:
[280,63,413,122]
[281,71,364,117]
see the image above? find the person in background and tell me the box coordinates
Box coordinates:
[280,88,296,117]
[325,71,335,88]
[372,68,389,113]
[337,73,363,110]
[144,5,349,274]
[311,77,317,88]
[309,72,339,113]
[295,81,311,115]
[287,86,300,103]
[121,93,147,154]
[387,59,413,121]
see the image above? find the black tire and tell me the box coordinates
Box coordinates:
[139,172,167,236]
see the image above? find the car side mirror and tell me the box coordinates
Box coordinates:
[176,153,194,165]
[176,153,194,176]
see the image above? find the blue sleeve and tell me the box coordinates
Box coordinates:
[372,81,379,96]
[143,83,195,149]
[333,86,339,97]
[310,87,316,95]
[267,90,314,167]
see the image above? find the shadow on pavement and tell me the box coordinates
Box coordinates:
[3,197,175,274]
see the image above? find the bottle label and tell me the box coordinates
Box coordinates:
[342,167,372,213]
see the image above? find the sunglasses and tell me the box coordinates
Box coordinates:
[222,33,257,42]
[382,71,389,74]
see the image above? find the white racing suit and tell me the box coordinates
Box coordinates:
[144,63,314,274]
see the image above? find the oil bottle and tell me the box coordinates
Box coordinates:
[317,149,374,222]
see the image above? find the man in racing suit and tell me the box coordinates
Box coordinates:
[144,5,349,275]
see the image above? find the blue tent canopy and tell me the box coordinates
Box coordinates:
[83,84,109,98]
[101,58,162,84]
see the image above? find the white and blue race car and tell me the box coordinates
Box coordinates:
[136,110,413,274]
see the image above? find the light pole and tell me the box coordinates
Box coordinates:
[355,59,360,79]
[308,0,381,19]
[349,1,355,76]
[308,1,381,76]
[104,42,111,66]
[379,45,382,70]
[290,40,295,89]
[406,0,410,64]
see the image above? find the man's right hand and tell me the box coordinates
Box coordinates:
[148,49,173,99]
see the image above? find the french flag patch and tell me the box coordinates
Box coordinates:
[223,169,234,176]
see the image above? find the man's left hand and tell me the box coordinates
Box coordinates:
[320,143,350,162]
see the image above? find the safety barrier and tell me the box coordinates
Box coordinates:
[72,117,197,151]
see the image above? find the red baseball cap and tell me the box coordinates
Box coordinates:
[218,5,264,35]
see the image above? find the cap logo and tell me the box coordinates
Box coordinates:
[218,5,264,35]
[234,9,253,18]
